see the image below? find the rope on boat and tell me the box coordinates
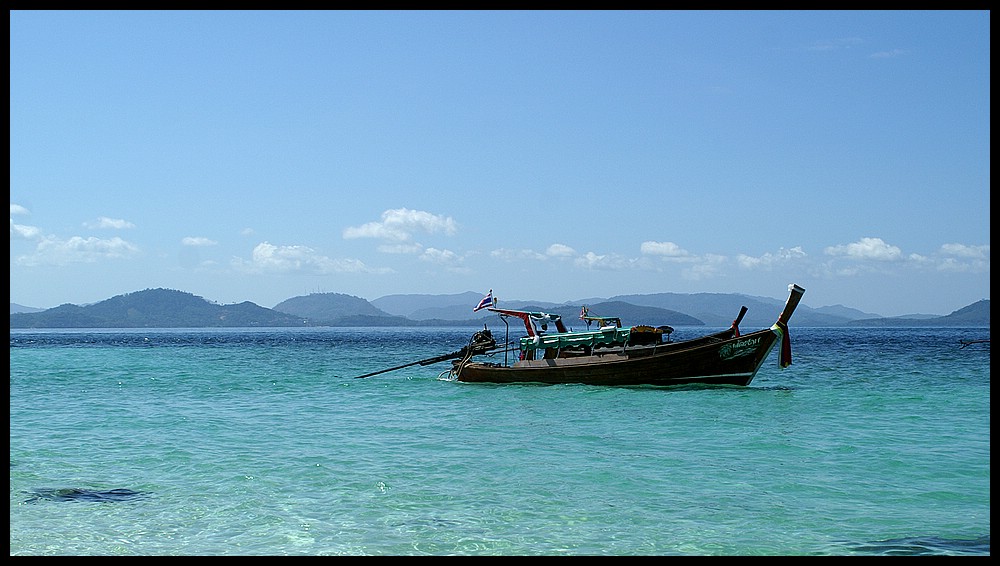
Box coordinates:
[448,334,519,380]
[448,347,477,380]
[444,329,497,380]
[448,332,483,379]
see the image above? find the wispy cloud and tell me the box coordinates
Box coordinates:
[490,247,547,261]
[419,247,460,264]
[15,235,140,266]
[488,234,986,284]
[737,246,807,269]
[233,242,392,275]
[10,222,41,240]
[814,237,989,277]
[11,204,140,263]
[574,251,636,270]
[939,243,989,259]
[807,37,864,51]
[681,254,727,281]
[9,203,40,239]
[182,237,218,247]
[84,216,136,230]
[934,243,990,273]
[420,247,471,273]
[870,49,905,59]
[377,243,424,254]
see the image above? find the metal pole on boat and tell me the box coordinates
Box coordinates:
[352,357,452,379]
[500,315,511,367]
[352,346,473,379]
[353,328,498,379]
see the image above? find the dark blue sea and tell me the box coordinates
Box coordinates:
[9,326,990,556]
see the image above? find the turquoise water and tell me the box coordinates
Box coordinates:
[9,326,990,556]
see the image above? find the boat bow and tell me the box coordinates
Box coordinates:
[772,284,806,368]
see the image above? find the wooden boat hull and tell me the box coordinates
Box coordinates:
[351,284,803,387]
[455,325,783,387]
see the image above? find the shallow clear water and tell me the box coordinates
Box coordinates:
[9,326,990,556]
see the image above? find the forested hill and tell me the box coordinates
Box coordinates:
[9,289,309,328]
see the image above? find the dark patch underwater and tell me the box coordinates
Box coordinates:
[849,535,989,556]
[23,487,150,504]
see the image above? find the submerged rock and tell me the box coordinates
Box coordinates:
[23,487,149,504]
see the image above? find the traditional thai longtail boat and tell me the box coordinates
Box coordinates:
[448,284,805,386]
[355,284,804,387]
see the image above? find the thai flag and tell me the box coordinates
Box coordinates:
[474,290,493,312]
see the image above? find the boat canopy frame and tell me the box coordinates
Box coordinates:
[487,307,569,337]
[487,306,664,361]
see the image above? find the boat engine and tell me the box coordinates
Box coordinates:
[469,326,496,354]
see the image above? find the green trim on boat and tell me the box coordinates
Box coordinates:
[520,326,631,353]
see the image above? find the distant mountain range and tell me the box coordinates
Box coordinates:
[9,288,990,329]
[10,289,307,328]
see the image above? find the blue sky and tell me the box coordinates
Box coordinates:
[10,10,990,317]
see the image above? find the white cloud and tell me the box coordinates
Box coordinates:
[343,208,458,243]
[490,247,547,261]
[84,216,136,230]
[419,248,470,273]
[420,247,459,264]
[939,243,989,259]
[234,241,391,275]
[10,220,41,240]
[737,246,807,269]
[933,243,990,273]
[9,204,40,239]
[640,241,691,258]
[15,235,140,266]
[377,243,423,254]
[574,251,634,270]
[824,237,902,261]
[546,243,576,257]
[181,237,218,247]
